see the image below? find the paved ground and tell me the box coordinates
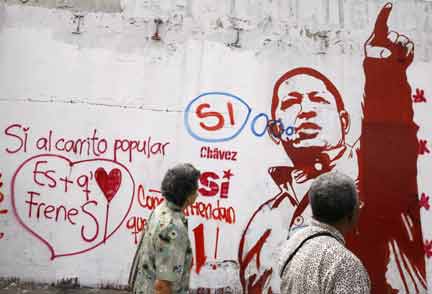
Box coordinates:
[0,279,129,294]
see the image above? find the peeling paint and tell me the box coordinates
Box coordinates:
[5,0,122,13]
[1,1,431,60]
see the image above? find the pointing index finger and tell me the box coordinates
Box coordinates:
[373,2,392,41]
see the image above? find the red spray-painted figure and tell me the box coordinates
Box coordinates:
[238,3,426,293]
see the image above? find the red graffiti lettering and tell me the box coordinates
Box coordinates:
[198,170,234,199]
[10,155,135,259]
[32,160,57,188]
[0,173,7,216]
[0,192,6,215]
[199,146,238,161]
[4,124,29,154]
[59,175,74,193]
[126,216,147,244]
[219,181,229,199]
[45,129,107,157]
[0,173,6,239]
[195,101,236,132]
[199,172,219,197]
[80,200,100,243]
[137,185,164,210]
[222,169,233,180]
[184,200,236,224]
[196,103,225,131]
[113,137,170,162]
[76,173,92,201]
[24,191,87,227]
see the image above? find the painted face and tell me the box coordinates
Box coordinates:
[275,74,345,150]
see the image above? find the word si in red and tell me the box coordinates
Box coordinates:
[199,170,234,199]
[185,92,251,143]
[196,101,236,131]
[4,124,108,157]
[185,92,294,143]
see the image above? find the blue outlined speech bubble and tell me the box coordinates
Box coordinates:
[184,92,252,143]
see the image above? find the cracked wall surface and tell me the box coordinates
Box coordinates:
[0,0,431,105]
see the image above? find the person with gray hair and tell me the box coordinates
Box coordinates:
[277,171,370,293]
[129,163,200,294]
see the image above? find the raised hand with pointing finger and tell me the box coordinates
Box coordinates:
[364,3,414,67]
[346,2,427,294]
[362,2,416,124]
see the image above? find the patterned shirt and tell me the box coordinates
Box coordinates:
[132,201,192,294]
[277,219,370,294]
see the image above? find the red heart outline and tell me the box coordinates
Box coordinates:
[11,154,135,260]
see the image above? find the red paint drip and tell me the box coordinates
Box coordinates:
[193,224,207,274]
[214,226,220,259]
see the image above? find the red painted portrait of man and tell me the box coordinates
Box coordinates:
[238,3,427,293]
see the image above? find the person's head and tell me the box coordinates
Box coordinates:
[161,163,201,208]
[308,171,359,232]
[270,67,350,152]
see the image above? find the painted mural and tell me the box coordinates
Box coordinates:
[239,4,426,293]
[0,1,431,294]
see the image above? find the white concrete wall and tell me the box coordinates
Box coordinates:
[0,0,432,292]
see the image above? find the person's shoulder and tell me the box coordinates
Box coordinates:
[324,251,370,294]
[335,246,369,276]
[149,204,174,231]
[155,204,187,235]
